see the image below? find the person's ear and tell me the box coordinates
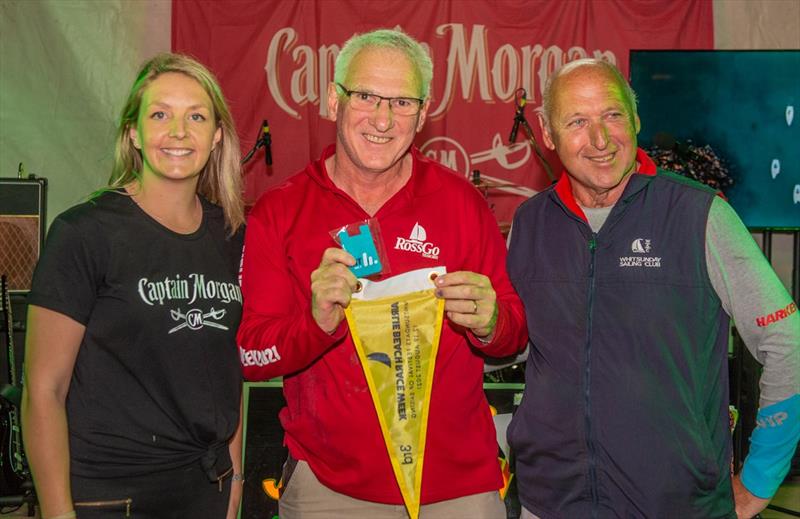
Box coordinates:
[538,113,556,151]
[327,82,340,122]
[129,126,141,150]
[415,99,431,133]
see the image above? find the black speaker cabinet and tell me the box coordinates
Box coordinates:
[241,381,525,519]
[242,381,286,519]
[0,178,47,293]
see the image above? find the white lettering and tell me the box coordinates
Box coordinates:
[137,275,190,306]
[266,28,300,118]
[138,278,153,306]
[492,44,518,100]
[394,237,440,259]
[290,44,316,105]
[429,149,458,169]
[757,411,789,429]
[317,44,339,119]
[619,256,662,268]
[188,274,242,305]
[240,345,282,367]
[432,23,491,117]
[265,24,616,120]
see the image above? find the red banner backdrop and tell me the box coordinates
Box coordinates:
[172,0,712,225]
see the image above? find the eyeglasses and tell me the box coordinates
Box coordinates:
[336,83,424,116]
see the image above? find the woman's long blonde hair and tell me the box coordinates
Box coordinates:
[108,53,244,234]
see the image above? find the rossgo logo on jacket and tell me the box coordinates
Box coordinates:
[394,222,440,260]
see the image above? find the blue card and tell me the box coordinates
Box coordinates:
[337,224,383,277]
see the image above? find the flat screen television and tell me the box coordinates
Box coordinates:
[630,50,799,229]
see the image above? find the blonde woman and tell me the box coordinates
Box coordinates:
[22,54,245,519]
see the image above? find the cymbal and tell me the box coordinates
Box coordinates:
[471,179,524,189]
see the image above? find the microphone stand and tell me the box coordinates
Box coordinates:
[508,89,555,183]
[241,120,272,167]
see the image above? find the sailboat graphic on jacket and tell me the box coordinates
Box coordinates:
[394,222,440,260]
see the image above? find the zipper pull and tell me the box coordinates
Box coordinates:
[589,234,597,276]
[125,498,132,517]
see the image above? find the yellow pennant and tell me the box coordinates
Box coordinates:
[345,268,445,519]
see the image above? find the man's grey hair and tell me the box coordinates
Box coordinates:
[334,28,433,100]
[541,58,638,128]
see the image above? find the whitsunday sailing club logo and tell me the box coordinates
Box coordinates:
[620,238,661,268]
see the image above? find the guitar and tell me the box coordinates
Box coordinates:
[0,274,26,496]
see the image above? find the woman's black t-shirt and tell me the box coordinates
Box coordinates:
[28,191,244,478]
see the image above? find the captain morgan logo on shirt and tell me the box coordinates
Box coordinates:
[137,273,242,334]
[137,273,242,306]
[394,222,440,260]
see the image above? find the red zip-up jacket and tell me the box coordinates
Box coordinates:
[237,145,527,504]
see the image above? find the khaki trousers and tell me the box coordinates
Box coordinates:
[279,460,506,519]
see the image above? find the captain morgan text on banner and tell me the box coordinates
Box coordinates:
[172,0,713,226]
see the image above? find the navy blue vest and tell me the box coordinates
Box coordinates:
[507,170,734,518]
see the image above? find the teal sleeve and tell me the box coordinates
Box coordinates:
[741,394,800,498]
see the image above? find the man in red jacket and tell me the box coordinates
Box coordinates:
[237,28,527,518]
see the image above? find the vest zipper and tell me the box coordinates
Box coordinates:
[585,233,599,516]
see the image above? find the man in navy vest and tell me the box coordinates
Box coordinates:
[507,59,799,518]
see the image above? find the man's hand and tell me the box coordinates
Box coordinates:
[310,248,358,334]
[434,271,498,340]
[732,473,770,519]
